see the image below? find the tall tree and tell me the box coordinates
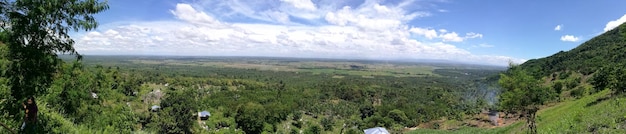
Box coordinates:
[499,65,556,134]
[235,102,267,134]
[153,88,198,134]
[0,0,108,116]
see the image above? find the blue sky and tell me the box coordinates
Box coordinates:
[72,0,626,66]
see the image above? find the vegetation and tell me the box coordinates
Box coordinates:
[0,53,504,133]
[0,0,625,133]
[410,89,626,134]
[498,65,556,134]
[0,0,109,119]
[519,20,626,79]
[485,22,626,133]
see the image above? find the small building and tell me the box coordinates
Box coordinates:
[150,105,161,112]
[199,111,211,120]
[91,92,98,99]
[364,127,390,134]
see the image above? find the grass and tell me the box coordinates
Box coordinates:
[536,89,626,133]
[408,122,523,134]
[409,89,626,134]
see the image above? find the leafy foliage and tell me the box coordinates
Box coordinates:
[235,102,267,134]
[1,52,505,133]
[0,0,108,120]
[499,65,556,134]
[150,88,198,134]
[590,64,626,94]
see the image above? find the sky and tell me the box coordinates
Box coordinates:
[71,0,626,66]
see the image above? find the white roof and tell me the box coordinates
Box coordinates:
[151,105,161,110]
[364,127,390,134]
[200,111,211,117]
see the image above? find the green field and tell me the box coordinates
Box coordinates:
[125,58,440,77]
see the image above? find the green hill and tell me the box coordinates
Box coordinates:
[409,22,626,133]
[520,22,626,78]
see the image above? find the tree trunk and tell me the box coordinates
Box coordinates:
[526,108,538,134]
[0,121,16,134]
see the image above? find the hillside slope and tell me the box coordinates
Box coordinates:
[520,22,626,78]
[409,89,626,133]
[409,22,626,134]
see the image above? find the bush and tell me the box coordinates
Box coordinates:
[570,86,586,98]
[304,125,321,134]
[387,109,409,126]
[290,128,299,134]
[292,121,303,128]
[320,117,334,131]
[566,77,580,89]
[293,111,302,121]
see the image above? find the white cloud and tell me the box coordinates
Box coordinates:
[440,32,463,42]
[280,0,317,11]
[169,4,222,27]
[465,32,483,39]
[323,2,428,31]
[604,14,626,32]
[409,27,438,39]
[410,28,482,42]
[73,2,524,66]
[474,44,494,48]
[560,35,580,42]
[554,24,562,31]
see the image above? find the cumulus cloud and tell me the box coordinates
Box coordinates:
[440,32,464,42]
[560,35,580,42]
[73,2,524,66]
[554,24,562,31]
[604,14,626,32]
[409,28,482,42]
[409,27,438,39]
[169,4,223,27]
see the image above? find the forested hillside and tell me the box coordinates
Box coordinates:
[520,22,626,78]
[500,22,626,133]
[408,22,626,134]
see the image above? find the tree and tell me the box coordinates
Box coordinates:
[320,117,334,131]
[153,89,198,134]
[590,67,611,91]
[0,0,108,117]
[276,80,285,99]
[552,81,563,95]
[552,81,564,101]
[387,109,409,126]
[304,124,321,134]
[499,65,556,134]
[359,105,374,119]
[590,65,626,95]
[235,102,267,134]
